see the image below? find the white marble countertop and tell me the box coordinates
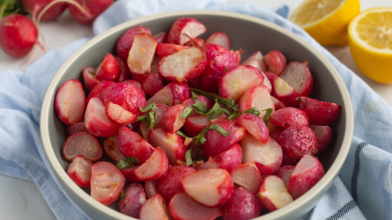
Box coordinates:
[0,0,391,219]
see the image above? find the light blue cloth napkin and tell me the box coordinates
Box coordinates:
[0,0,390,219]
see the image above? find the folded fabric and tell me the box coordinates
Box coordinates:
[1,0,391,219]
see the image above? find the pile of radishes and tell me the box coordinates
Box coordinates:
[55,17,341,220]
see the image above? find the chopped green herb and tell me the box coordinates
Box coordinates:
[210,124,233,136]
[206,102,231,120]
[192,102,209,114]
[147,111,155,130]
[180,107,193,118]
[227,111,242,120]
[224,67,230,72]
[185,149,193,166]
[136,115,148,122]
[120,188,126,199]
[116,157,140,170]
[194,126,210,145]
[190,88,216,101]
[191,91,199,103]
[139,103,157,113]
[263,108,273,125]
[243,107,261,116]
[166,101,171,107]
[176,131,189,139]
[217,97,238,111]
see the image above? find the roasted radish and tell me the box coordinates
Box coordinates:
[139,194,171,220]
[230,163,262,193]
[259,175,293,211]
[115,55,131,82]
[267,72,300,107]
[145,180,159,199]
[118,126,155,163]
[239,85,275,118]
[224,188,262,220]
[264,50,287,75]
[116,26,151,61]
[84,97,119,137]
[96,53,119,81]
[168,17,206,45]
[67,122,88,136]
[55,79,85,125]
[82,67,99,91]
[155,43,190,58]
[298,97,341,126]
[134,147,169,181]
[121,166,140,183]
[310,125,333,154]
[118,183,146,218]
[147,82,190,106]
[184,115,211,137]
[161,104,187,134]
[279,62,313,97]
[197,144,242,172]
[63,132,102,162]
[237,114,269,144]
[271,96,286,110]
[269,107,309,128]
[205,32,230,49]
[157,166,196,202]
[276,165,295,187]
[154,31,167,44]
[128,33,157,75]
[278,125,318,159]
[103,135,126,163]
[67,155,92,187]
[85,81,115,106]
[241,51,267,73]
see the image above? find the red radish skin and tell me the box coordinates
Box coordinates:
[128,33,157,75]
[203,118,246,157]
[181,168,234,208]
[269,107,309,128]
[278,125,318,159]
[55,79,86,125]
[140,72,165,97]
[287,155,325,200]
[182,96,214,117]
[157,166,197,202]
[270,127,285,142]
[239,85,275,118]
[95,53,120,81]
[148,128,187,165]
[241,51,267,73]
[67,122,88,136]
[85,81,115,106]
[161,104,186,134]
[121,166,140,183]
[147,81,190,106]
[91,161,125,206]
[169,192,223,220]
[145,180,159,199]
[123,80,146,97]
[219,65,265,101]
[205,32,230,49]
[105,102,136,125]
[271,96,286,111]
[118,183,146,218]
[68,0,113,25]
[82,67,100,91]
[230,163,262,193]
[281,150,298,166]
[63,132,103,162]
[267,72,300,107]
[139,194,171,220]
[183,37,205,47]
[159,47,207,82]
[240,135,283,175]
[84,97,119,137]
[188,140,207,160]
[188,74,202,90]
[237,114,269,144]
[67,155,92,187]
[22,0,67,21]
[117,126,155,163]
[155,43,190,58]
[276,165,295,187]
[264,50,287,75]
[280,62,313,97]
[0,15,42,58]
[184,115,211,137]
[103,136,126,163]
[116,26,151,61]
[259,175,293,211]
[197,144,243,173]
[168,17,206,45]
[154,31,167,43]
[310,125,333,154]
[134,147,169,181]
[298,97,341,126]
[224,188,262,220]
[115,55,131,82]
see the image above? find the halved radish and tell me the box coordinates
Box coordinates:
[123,79,146,97]
[238,85,275,118]
[224,188,262,220]
[267,72,300,107]
[219,65,264,101]
[181,168,234,208]
[96,53,120,81]
[276,165,295,187]
[270,126,284,142]
[155,43,190,58]
[168,17,206,45]
[91,161,125,206]
[183,37,205,47]
[188,140,207,160]
[269,107,309,128]
[55,79,85,125]
[287,155,325,200]
[116,25,151,61]
[128,33,157,75]
[159,47,207,82]
[67,122,88,136]
[205,32,230,49]
[157,166,196,203]
[154,31,167,43]
[278,125,318,159]
[145,180,159,199]
[169,192,223,220]
[141,104,170,133]
[118,126,155,163]
[237,114,269,144]
[82,67,99,91]
[139,194,171,220]
[271,96,286,111]
[161,104,186,134]
[85,81,115,106]
[118,183,146,218]
[184,115,211,137]
[259,175,293,211]
[84,97,119,137]
[115,55,131,82]
[241,51,267,73]
[134,147,169,181]
[121,166,140,183]
[279,62,313,97]
[230,163,262,193]
[240,135,282,175]
[147,82,190,106]
[148,128,187,165]
[310,125,333,154]
[63,132,102,162]
[298,97,341,126]
[103,136,126,163]
[67,155,92,187]
[105,102,136,124]
[182,95,214,117]
[197,144,242,172]
[264,50,287,75]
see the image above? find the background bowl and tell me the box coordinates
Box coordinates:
[40,10,354,220]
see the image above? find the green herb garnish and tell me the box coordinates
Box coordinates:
[263,108,273,125]
[116,157,140,170]
[180,107,193,118]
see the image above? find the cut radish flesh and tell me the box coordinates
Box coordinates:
[183,37,205,47]
[82,67,99,91]
[298,97,341,126]
[121,166,140,183]
[103,135,126,163]
[224,188,262,220]
[241,51,267,73]
[116,26,151,61]
[181,168,234,207]
[157,166,196,202]
[105,102,136,125]
[67,122,88,136]
[91,161,125,206]
[269,107,309,128]
[238,85,275,118]
[161,104,186,134]
[271,96,286,111]
[154,31,167,44]
[240,135,282,175]
[230,163,262,193]
[276,165,295,187]
[279,62,313,97]
[84,97,119,137]
[287,155,325,200]
[139,194,171,220]
[267,72,300,107]
[96,53,120,81]
[168,17,206,45]
[67,155,92,187]
[278,125,318,159]
[63,132,102,162]
[128,33,157,75]
[55,79,85,125]
[197,144,242,173]
[184,115,211,137]
[237,114,269,144]
[219,65,264,101]
[118,126,155,163]
[145,180,159,199]
[118,183,146,218]
[155,43,190,58]
[310,125,333,154]
[134,147,169,181]
[259,175,293,211]
[115,55,131,82]
[264,50,287,75]
[169,192,223,220]
[147,82,190,106]
[205,32,230,49]
[159,47,207,82]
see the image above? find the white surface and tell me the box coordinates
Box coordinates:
[0,0,392,219]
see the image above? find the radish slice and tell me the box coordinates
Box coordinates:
[278,125,318,159]
[67,155,92,187]
[269,107,309,128]
[161,104,186,134]
[169,192,223,220]
[55,79,85,125]
[184,115,211,137]
[237,114,269,144]
[241,51,267,73]
[140,72,165,97]
[134,147,169,181]
[118,183,146,218]
[183,38,205,47]
[128,33,157,75]
[205,32,230,49]
[298,97,341,126]
[197,144,242,173]
[276,165,295,187]
[103,136,126,163]
[259,175,293,211]
[82,67,99,91]
[91,162,125,206]
[267,72,300,107]
[139,194,171,220]
[96,53,120,81]
[230,163,262,193]
[239,85,275,118]
[224,188,262,220]
[67,122,88,136]
[147,82,190,106]
[155,43,190,58]
[118,126,155,163]
[145,180,159,199]
[264,50,287,75]
[105,102,136,125]
[84,97,119,137]
[310,125,333,154]
[168,17,206,45]
[123,79,146,97]
[280,62,313,97]
[63,132,102,162]
[85,81,116,106]
[271,96,286,111]
[116,26,151,61]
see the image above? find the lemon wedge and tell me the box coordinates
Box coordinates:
[348,8,392,83]
[290,0,360,46]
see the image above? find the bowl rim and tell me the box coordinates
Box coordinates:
[40,10,354,220]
